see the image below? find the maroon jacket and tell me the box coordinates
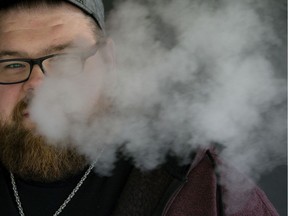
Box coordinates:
[113,149,279,216]
[163,149,279,216]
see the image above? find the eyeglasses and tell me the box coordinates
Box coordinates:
[0,45,99,85]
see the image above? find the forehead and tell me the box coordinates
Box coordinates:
[0,3,97,56]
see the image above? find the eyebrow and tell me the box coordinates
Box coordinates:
[0,42,75,59]
[41,42,76,55]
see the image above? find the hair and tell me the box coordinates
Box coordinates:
[0,98,87,182]
[0,0,105,40]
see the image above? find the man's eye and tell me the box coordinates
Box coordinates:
[6,63,26,69]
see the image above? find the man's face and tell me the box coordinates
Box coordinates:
[0,3,97,126]
[0,3,101,181]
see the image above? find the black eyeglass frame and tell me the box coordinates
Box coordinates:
[0,44,100,85]
[0,54,61,85]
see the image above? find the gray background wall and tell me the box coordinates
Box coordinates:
[102,1,287,215]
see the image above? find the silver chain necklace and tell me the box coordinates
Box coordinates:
[10,156,101,216]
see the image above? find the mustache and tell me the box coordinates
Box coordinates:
[12,96,31,122]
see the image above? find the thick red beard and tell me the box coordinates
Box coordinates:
[0,99,87,182]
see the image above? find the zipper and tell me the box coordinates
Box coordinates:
[160,149,225,216]
[161,149,207,216]
[161,178,187,216]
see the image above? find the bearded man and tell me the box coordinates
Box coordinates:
[0,0,280,215]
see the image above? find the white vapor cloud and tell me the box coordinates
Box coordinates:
[30,0,286,191]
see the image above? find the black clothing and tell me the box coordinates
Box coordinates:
[0,157,188,216]
[0,160,132,216]
[0,150,279,216]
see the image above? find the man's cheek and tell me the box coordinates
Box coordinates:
[0,104,12,123]
[0,101,14,122]
[0,86,23,122]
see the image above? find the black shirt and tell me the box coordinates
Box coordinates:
[0,160,132,216]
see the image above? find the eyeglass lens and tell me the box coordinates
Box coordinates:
[0,43,100,85]
[0,55,84,84]
[0,61,30,83]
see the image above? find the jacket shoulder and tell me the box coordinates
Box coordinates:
[164,149,279,216]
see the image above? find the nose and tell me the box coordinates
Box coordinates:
[22,64,45,91]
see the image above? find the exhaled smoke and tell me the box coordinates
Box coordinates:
[30,0,285,184]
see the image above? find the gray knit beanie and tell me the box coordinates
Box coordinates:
[65,0,105,30]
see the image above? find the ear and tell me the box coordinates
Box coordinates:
[84,37,115,75]
[100,37,115,71]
